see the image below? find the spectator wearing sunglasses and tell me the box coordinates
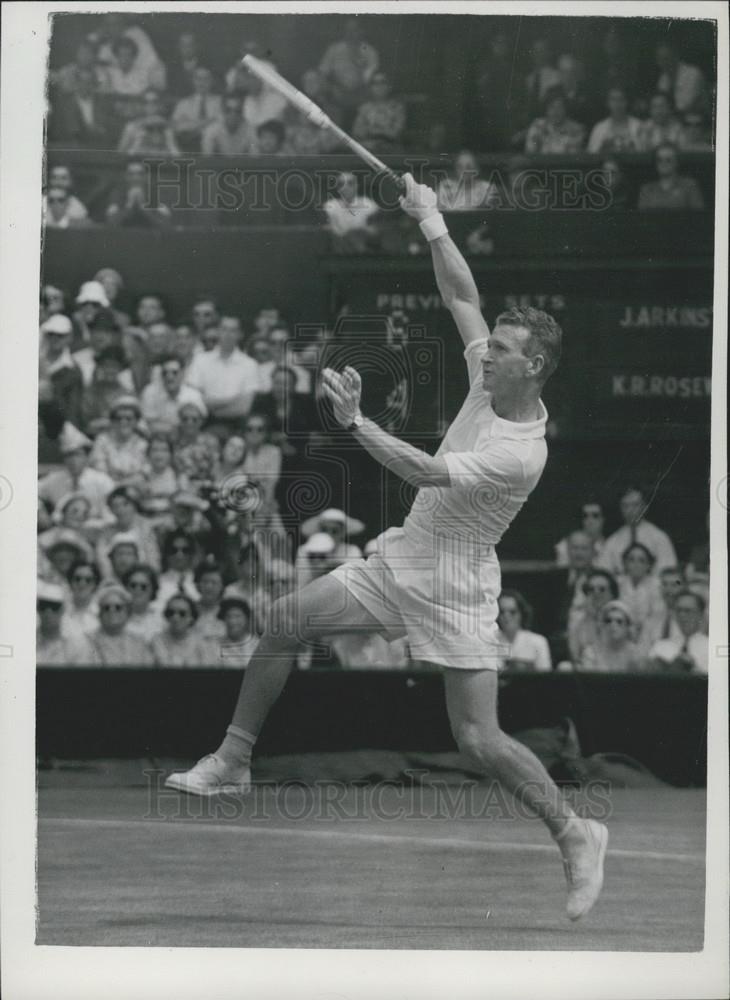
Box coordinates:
[567,569,619,664]
[496,590,552,672]
[123,564,163,641]
[140,354,205,435]
[554,501,606,567]
[152,594,208,667]
[578,600,641,673]
[88,582,153,666]
[156,530,201,609]
[37,581,94,667]
[88,396,148,484]
[62,559,101,642]
[43,186,91,230]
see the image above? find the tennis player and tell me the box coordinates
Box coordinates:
[166,173,608,921]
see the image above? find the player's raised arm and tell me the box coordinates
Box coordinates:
[399,172,489,347]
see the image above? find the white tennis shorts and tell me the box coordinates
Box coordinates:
[329,526,504,670]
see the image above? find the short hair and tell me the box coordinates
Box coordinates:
[674,589,705,612]
[147,432,172,453]
[194,560,224,585]
[498,588,533,629]
[542,86,567,114]
[157,353,182,368]
[582,569,619,598]
[88,309,118,333]
[67,559,102,586]
[621,541,656,567]
[96,346,126,368]
[163,530,196,558]
[163,592,199,622]
[494,306,562,383]
[122,563,159,600]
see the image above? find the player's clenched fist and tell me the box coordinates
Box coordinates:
[399,172,439,222]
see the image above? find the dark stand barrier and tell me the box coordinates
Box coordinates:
[37,669,707,787]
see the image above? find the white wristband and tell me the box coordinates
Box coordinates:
[419,212,448,242]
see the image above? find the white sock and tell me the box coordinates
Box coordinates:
[216,725,256,767]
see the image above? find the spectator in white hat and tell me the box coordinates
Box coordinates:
[37,581,94,667]
[39,492,97,555]
[97,485,161,576]
[296,508,364,584]
[93,267,131,329]
[172,400,220,486]
[73,280,110,340]
[87,582,154,666]
[89,395,148,484]
[39,314,84,427]
[39,528,95,593]
[104,533,141,584]
[38,422,115,520]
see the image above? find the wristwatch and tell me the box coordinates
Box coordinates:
[347,413,364,432]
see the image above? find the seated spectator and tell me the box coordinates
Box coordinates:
[39,422,114,520]
[646,565,687,646]
[247,333,273,377]
[567,569,619,664]
[136,293,167,332]
[140,353,205,434]
[39,315,83,427]
[221,546,271,634]
[436,150,496,211]
[648,590,708,673]
[294,531,340,591]
[579,600,642,672]
[156,530,202,607]
[551,529,595,634]
[227,41,288,125]
[524,89,585,154]
[193,559,227,645]
[617,542,664,653]
[97,484,161,574]
[319,19,380,119]
[496,590,552,672]
[322,172,379,251]
[105,161,172,228]
[103,533,141,584]
[72,308,124,389]
[152,594,208,667]
[43,166,89,223]
[62,559,101,642]
[284,69,342,154]
[555,500,606,567]
[190,295,221,346]
[256,119,287,155]
[167,31,202,97]
[250,365,320,464]
[93,268,131,329]
[594,27,637,110]
[241,415,282,505]
[262,326,312,394]
[172,400,220,486]
[216,436,246,487]
[523,38,561,123]
[654,41,707,115]
[202,95,258,155]
[252,306,282,338]
[638,93,684,151]
[597,157,632,210]
[87,581,154,665]
[39,528,94,595]
[43,490,100,544]
[73,280,111,347]
[43,186,91,230]
[50,36,111,95]
[678,111,713,151]
[37,581,94,666]
[352,71,406,153]
[40,284,68,326]
[169,324,203,380]
[597,486,678,577]
[157,491,213,553]
[187,315,261,432]
[214,594,259,669]
[123,564,163,641]
[172,67,222,152]
[89,395,148,485]
[587,87,643,154]
[106,35,164,98]
[117,90,180,155]
[556,54,592,125]
[96,13,166,95]
[638,143,705,210]
[296,508,364,585]
[80,346,133,435]
[139,435,188,515]
[49,66,112,148]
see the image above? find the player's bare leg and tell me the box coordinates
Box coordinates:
[443,669,608,920]
[165,574,389,795]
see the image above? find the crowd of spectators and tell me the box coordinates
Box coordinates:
[36,262,710,674]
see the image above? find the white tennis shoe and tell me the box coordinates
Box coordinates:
[164,754,251,797]
[557,818,609,921]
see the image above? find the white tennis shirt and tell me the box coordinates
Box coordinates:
[403,338,548,550]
